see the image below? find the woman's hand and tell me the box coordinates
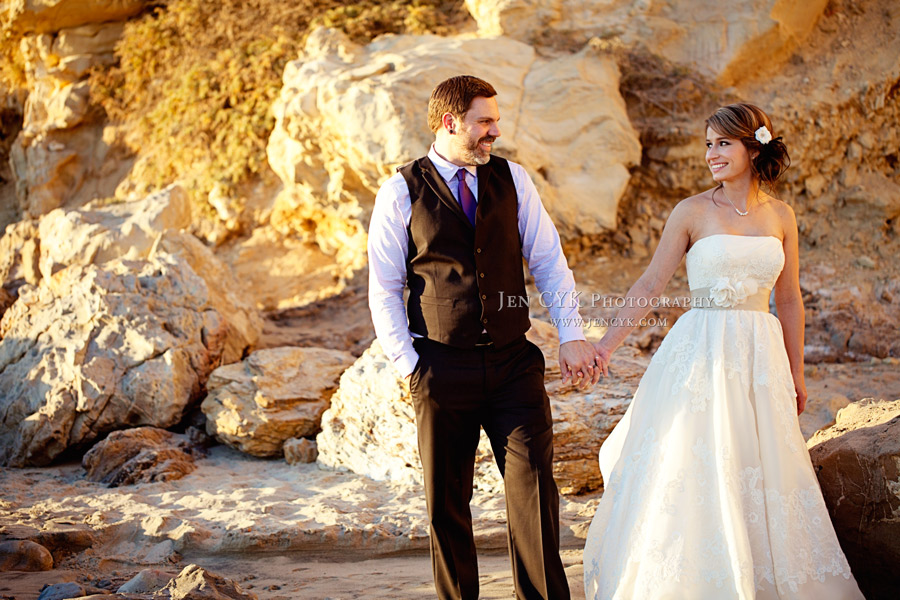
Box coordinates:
[591,339,615,378]
[793,373,807,415]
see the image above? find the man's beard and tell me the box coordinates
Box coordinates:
[460,135,495,166]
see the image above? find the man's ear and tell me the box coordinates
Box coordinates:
[442,113,456,134]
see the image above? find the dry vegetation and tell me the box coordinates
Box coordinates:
[86,0,467,211]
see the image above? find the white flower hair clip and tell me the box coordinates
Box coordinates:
[754,126,772,145]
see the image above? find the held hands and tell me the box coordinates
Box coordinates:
[559,340,603,390]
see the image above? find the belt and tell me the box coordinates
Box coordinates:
[474,331,493,346]
[690,287,771,312]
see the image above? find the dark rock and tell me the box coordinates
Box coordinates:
[82,427,204,487]
[0,539,53,571]
[37,582,86,600]
[808,398,900,600]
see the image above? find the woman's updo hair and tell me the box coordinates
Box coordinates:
[705,103,790,189]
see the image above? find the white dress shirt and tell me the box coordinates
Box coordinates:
[368,145,586,377]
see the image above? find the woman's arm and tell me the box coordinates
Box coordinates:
[593,200,693,374]
[773,203,807,414]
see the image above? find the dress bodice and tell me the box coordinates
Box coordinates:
[686,234,785,296]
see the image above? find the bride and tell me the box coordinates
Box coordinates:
[582,103,864,599]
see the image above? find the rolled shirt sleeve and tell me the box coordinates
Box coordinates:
[367,174,419,377]
[511,161,586,344]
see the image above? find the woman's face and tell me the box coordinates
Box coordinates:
[705,126,754,183]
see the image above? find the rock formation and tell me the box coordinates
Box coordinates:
[1,1,146,36]
[36,184,190,280]
[318,320,649,494]
[4,1,144,217]
[267,27,641,277]
[464,0,828,86]
[807,398,900,600]
[0,185,261,358]
[0,255,213,466]
[31,564,258,599]
[0,243,257,466]
[202,346,355,457]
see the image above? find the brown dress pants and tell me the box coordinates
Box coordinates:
[409,336,570,600]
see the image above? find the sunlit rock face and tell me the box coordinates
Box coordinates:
[0,191,261,467]
[1,1,146,35]
[464,0,828,86]
[267,27,641,272]
[3,1,145,219]
[202,346,355,457]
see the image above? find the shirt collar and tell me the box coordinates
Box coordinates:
[428,145,476,182]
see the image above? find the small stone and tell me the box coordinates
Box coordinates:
[284,437,318,465]
[857,131,877,149]
[804,173,827,197]
[855,256,876,269]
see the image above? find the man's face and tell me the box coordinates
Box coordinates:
[452,96,501,166]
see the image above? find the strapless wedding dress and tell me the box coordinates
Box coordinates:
[582,234,863,599]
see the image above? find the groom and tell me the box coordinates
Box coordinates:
[367,75,598,600]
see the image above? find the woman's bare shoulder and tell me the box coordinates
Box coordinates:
[670,189,715,219]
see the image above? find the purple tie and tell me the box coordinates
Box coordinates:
[456,168,477,225]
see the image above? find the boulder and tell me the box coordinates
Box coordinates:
[317,320,648,494]
[0,539,53,571]
[82,426,204,486]
[116,568,178,594]
[0,251,240,467]
[267,28,640,267]
[36,582,86,600]
[2,189,261,362]
[37,184,191,280]
[464,0,828,86]
[202,347,355,457]
[807,398,900,600]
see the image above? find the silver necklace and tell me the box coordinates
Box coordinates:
[721,188,749,217]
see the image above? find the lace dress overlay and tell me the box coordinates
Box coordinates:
[582,235,863,600]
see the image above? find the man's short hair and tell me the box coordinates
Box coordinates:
[427,75,497,133]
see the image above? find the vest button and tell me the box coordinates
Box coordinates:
[482,318,488,324]
[479,272,485,278]
[476,248,482,253]
[481,294,486,300]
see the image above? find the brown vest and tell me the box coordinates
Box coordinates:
[399,155,530,348]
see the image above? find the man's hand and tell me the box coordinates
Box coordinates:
[559,340,601,390]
